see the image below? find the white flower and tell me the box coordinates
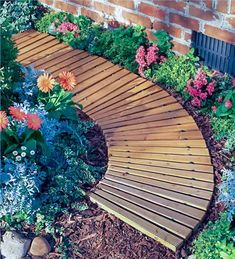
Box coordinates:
[12,151,18,156]
[21,152,26,157]
[16,156,21,161]
[30,150,35,156]
[21,146,27,151]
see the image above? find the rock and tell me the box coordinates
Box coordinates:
[0,231,31,259]
[29,236,51,256]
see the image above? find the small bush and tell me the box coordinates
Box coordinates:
[193,213,235,259]
[89,25,148,73]
[154,49,199,96]
[219,168,235,220]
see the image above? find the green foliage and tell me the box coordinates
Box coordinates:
[193,213,235,259]
[0,19,21,109]
[0,0,44,33]
[154,49,199,95]
[89,25,148,72]
[152,30,173,57]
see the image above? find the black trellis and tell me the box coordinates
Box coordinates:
[192,31,235,76]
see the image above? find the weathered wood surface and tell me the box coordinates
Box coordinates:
[14,30,214,251]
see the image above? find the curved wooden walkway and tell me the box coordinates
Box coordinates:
[14,30,214,251]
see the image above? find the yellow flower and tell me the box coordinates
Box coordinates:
[37,73,55,93]
[58,71,76,91]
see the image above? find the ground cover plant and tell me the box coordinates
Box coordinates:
[1,0,235,257]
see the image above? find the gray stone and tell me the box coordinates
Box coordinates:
[0,231,31,259]
[29,236,51,257]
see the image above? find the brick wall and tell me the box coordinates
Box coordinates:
[39,0,235,54]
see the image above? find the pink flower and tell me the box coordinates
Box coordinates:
[56,22,79,35]
[200,92,208,100]
[225,100,232,109]
[206,82,215,95]
[211,106,217,112]
[27,113,42,130]
[146,45,159,66]
[232,77,235,87]
[191,98,201,107]
[74,33,79,38]
[217,97,223,102]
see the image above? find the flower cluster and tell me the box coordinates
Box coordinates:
[37,71,76,93]
[136,45,167,78]
[56,22,79,36]
[0,106,42,132]
[186,68,216,107]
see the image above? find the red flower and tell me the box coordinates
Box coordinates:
[206,82,215,95]
[9,106,27,121]
[74,33,79,38]
[225,100,232,109]
[27,113,42,130]
[217,97,223,102]
[211,106,217,112]
[58,71,76,91]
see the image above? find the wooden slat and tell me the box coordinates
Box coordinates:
[90,193,184,251]
[15,30,214,252]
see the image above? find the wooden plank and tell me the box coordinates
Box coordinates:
[13,30,39,42]
[75,73,139,107]
[17,33,50,49]
[106,130,203,141]
[109,149,211,165]
[108,145,210,156]
[30,46,72,67]
[104,175,210,210]
[19,35,56,55]
[20,43,70,66]
[99,179,205,219]
[109,156,213,173]
[109,161,213,182]
[107,170,212,199]
[84,77,146,113]
[18,40,61,62]
[100,109,188,128]
[90,193,184,251]
[100,184,199,228]
[95,189,192,238]
[87,80,153,115]
[109,165,214,190]
[77,69,131,101]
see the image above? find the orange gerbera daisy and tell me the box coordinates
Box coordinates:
[27,113,42,130]
[0,111,9,131]
[37,73,55,93]
[9,106,27,121]
[58,71,76,91]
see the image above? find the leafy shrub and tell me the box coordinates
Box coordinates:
[0,0,45,33]
[218,168,235,220]
[154,49,199,96]
[193,213,235,259]
[152,30,173,58]
[89,25,148,72]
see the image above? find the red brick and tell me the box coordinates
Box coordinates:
[172,40,190,54]
[94,1,115,15]
[40,0,53,5]
[81,8,104,23]
[227,17,235,28]
[169,13,199,31]
[139,2,166,20]
[204,24,235,44]
[189,6,219,20]
[153,21,182,38]
[108,0,135,10]
[216,0,228,13]
[153,0,186,11]
[203,0,212,8]
[146,30,156,41]
[185,32,192,42]
[122,11,152,28]
[231,0,235,14]
[70,0,92,7]
[54,1,78,15]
